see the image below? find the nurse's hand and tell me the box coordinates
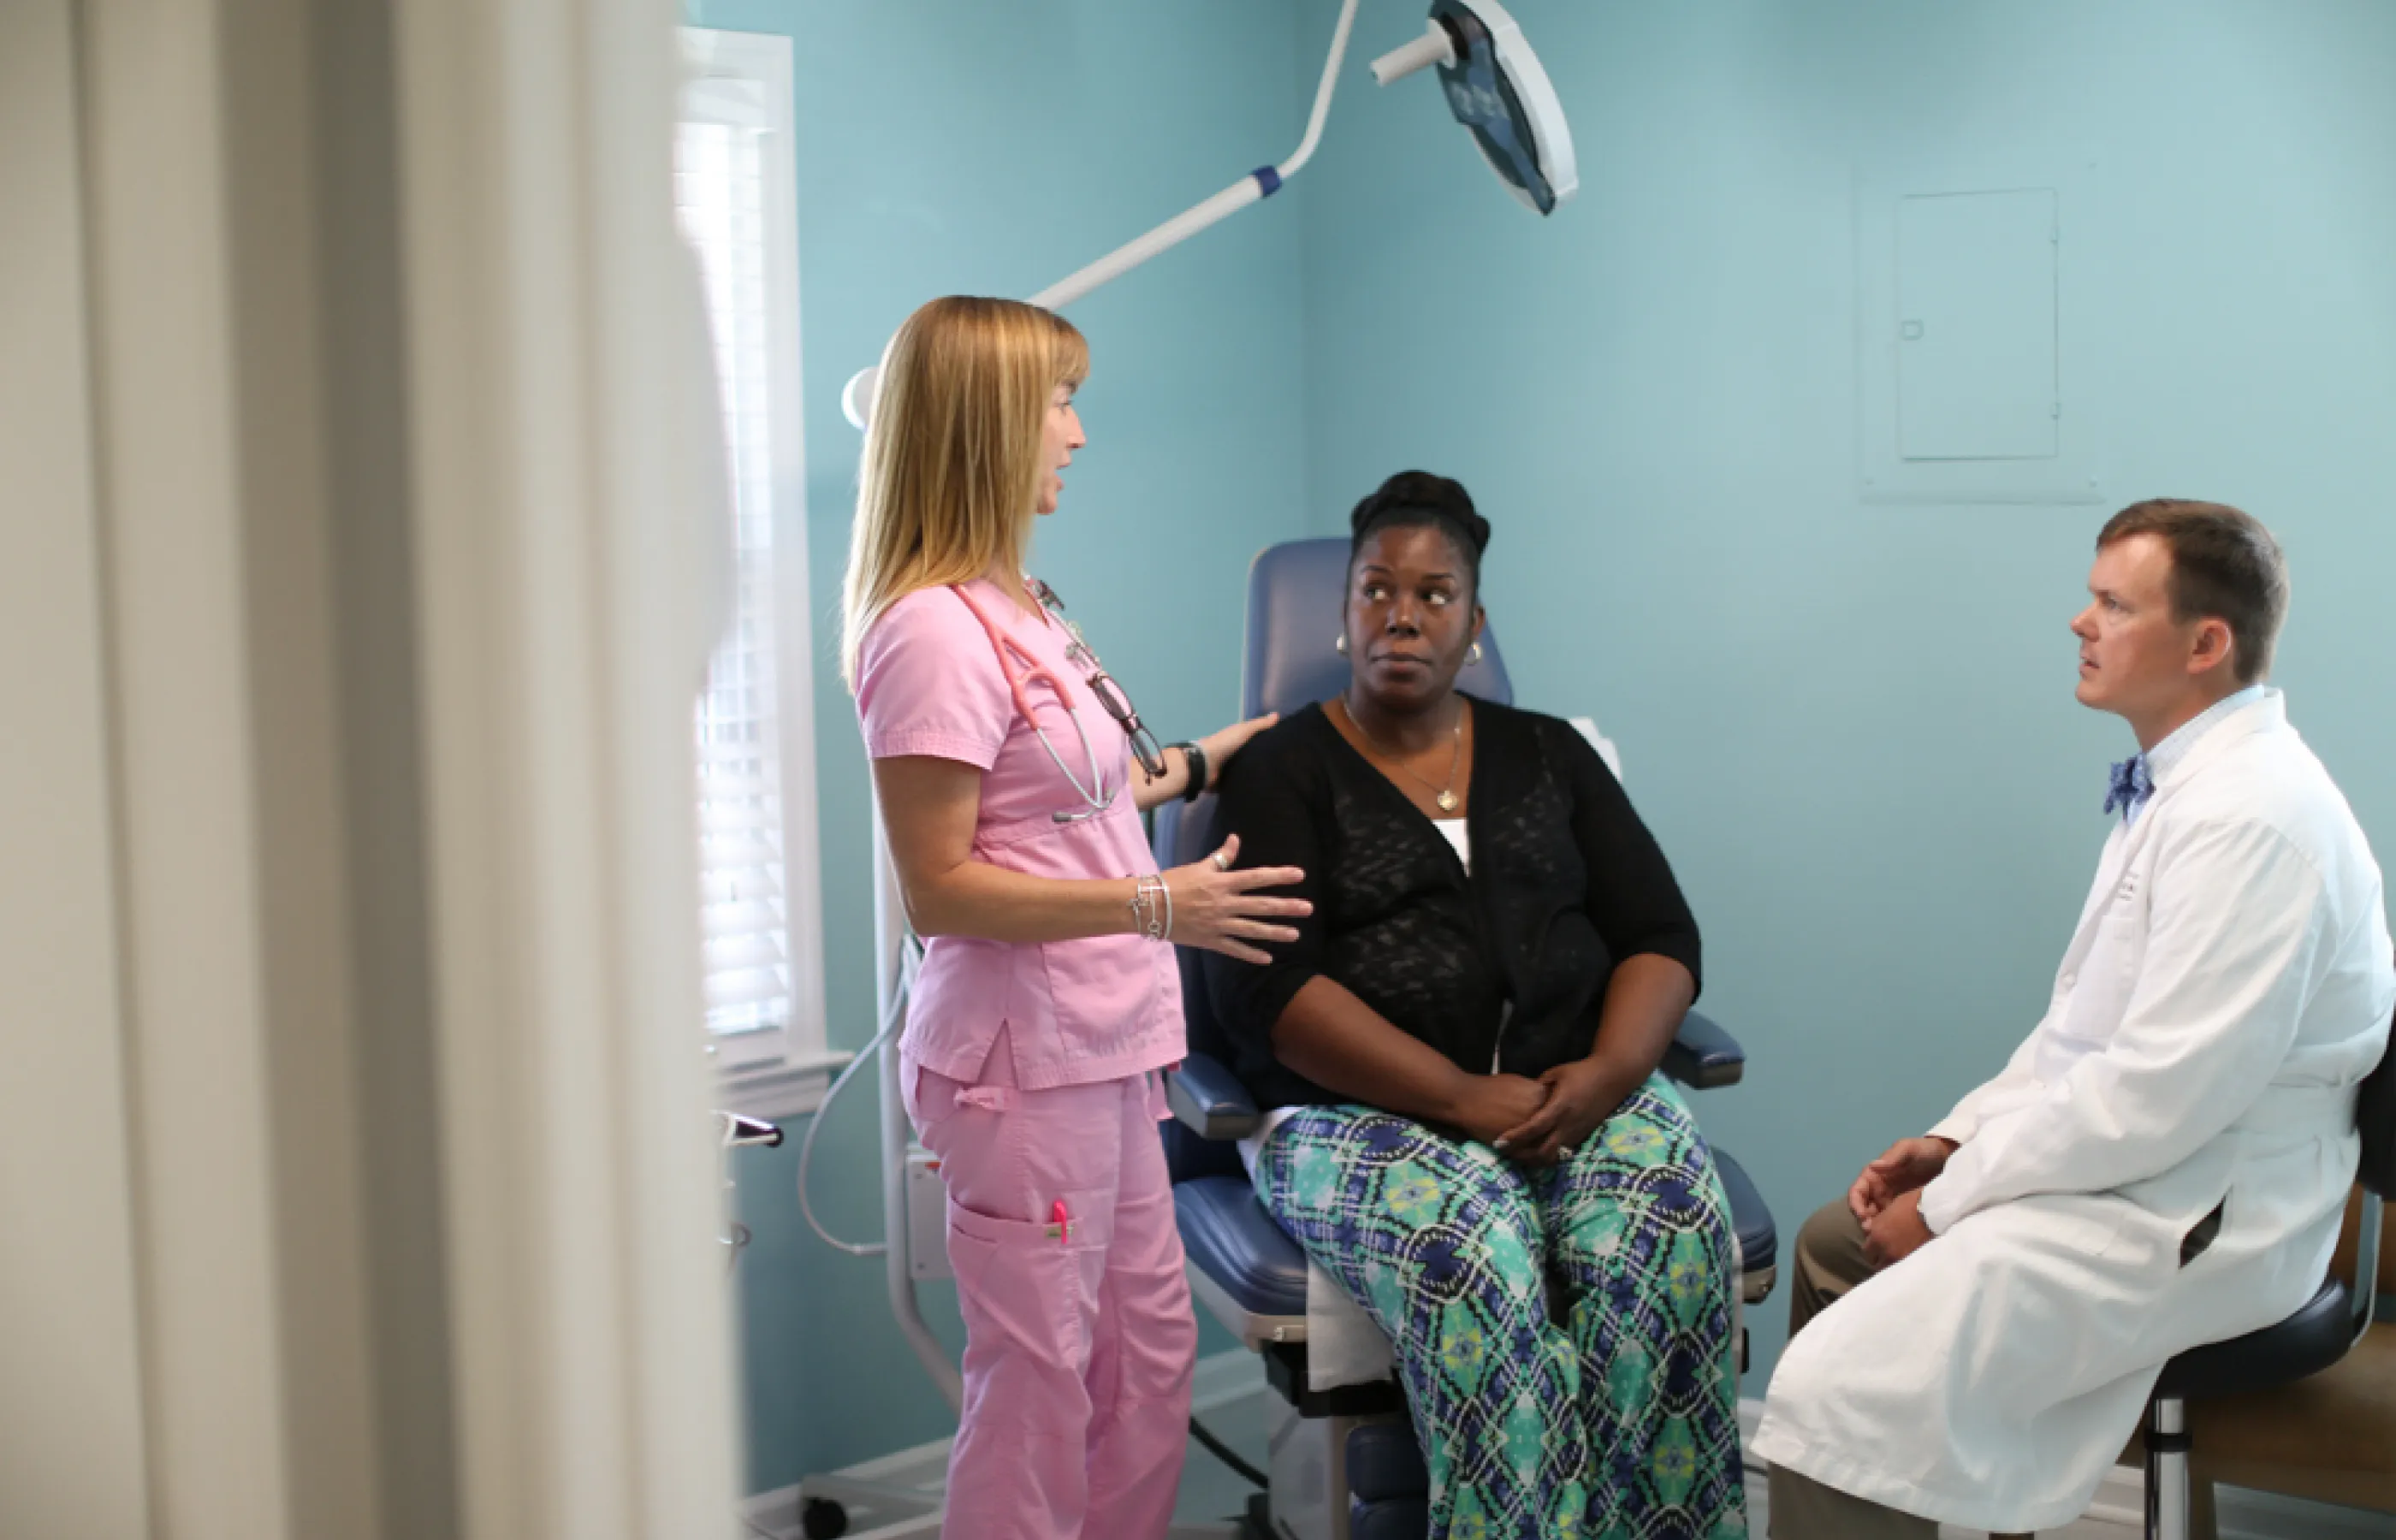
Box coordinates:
[1848,1135,1958,1224]
[1193,712,1281,787]
[1165,834,1312,965]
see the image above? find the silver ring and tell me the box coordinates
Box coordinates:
[1213,851,1231,872]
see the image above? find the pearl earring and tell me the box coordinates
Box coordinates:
[1334,634,1349,655]
[1467,643,1484,666]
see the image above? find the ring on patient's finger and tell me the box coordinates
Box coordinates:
[1558,1146,1577,1160]
[1213,850,1231,871]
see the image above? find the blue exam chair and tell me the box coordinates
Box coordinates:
[1154,539,1778,1540]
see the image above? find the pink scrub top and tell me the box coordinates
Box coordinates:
[857,578,1183,1090]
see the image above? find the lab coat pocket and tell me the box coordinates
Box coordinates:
[2178,1200,2225,1268]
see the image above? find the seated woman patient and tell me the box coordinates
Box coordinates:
[1204,472,1747,1540]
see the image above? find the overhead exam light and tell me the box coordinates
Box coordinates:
[840,0,1576,429]
[1372,0,1577,215]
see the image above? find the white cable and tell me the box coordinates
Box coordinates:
[796,933,921,1256]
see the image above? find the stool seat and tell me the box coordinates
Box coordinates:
[2154,1277,2355,1401]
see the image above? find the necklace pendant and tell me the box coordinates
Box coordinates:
[1437,790,1460,813]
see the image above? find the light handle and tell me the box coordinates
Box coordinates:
[1370,24,1455,86]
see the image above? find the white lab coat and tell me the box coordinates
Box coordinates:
[1754,691,2394,1534]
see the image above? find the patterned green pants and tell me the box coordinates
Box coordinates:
[1254,1075,1747,1540]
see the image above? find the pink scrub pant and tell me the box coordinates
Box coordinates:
[906,1044,1195,1540]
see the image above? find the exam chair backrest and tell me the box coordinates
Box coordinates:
[1154,537,1515,1184]
[1242,538,1515,718]
[1172,533,1518,1036]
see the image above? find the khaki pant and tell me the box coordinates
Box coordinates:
[1771,1199,2221,1540]
[1766,1200,2030,1540]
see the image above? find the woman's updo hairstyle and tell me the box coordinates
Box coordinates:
[1347,471,1492,601]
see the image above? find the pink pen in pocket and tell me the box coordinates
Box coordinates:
[1047,1199,1071,1243]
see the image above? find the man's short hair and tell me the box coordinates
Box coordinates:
[2097,499,2289,684]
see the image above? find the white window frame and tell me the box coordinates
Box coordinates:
[678,27,836,1116]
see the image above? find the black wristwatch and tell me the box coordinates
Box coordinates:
[1173,741,1208,803]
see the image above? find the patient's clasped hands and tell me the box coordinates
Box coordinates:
[1848,1135,1957,1268]
[1450,1057,1643,1167]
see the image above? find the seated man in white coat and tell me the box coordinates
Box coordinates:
[1755,499,2396,1539]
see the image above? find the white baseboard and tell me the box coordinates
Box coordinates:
[1737,1396,2386,1540]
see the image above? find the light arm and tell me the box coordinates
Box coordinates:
[844,0,1361,427]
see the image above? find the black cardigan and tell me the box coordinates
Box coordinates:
[1201,697,1702,1111]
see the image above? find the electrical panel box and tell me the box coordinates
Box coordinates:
[1857,160,2104,504]
[1897,187,2058,461]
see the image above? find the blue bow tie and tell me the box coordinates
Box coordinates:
[2103,755,2153,821]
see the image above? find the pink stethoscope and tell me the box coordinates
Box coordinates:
[950,578,1163,825]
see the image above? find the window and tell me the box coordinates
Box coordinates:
[676,27,832,1113]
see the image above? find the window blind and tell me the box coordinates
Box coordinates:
[677,114,792,1040]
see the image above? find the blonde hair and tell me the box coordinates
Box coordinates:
[840,296,1088,685]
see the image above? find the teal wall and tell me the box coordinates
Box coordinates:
[687,0,1315,1494]
[700,0,2396,1496]
[1295,0,2396,1392]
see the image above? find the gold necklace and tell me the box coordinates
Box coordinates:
[1339,697,1465,813]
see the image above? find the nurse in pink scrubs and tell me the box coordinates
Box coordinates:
[841,296,1308,1540]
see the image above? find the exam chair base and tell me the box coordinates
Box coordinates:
[1258,1397,1410,1540]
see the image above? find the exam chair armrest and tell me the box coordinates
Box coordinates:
[1166,1053,1261,1141]
[1662,1010,1746,1090]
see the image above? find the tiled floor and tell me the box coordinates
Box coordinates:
[1171,1385,2144,1538]
[1743,1473,2142,1539]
